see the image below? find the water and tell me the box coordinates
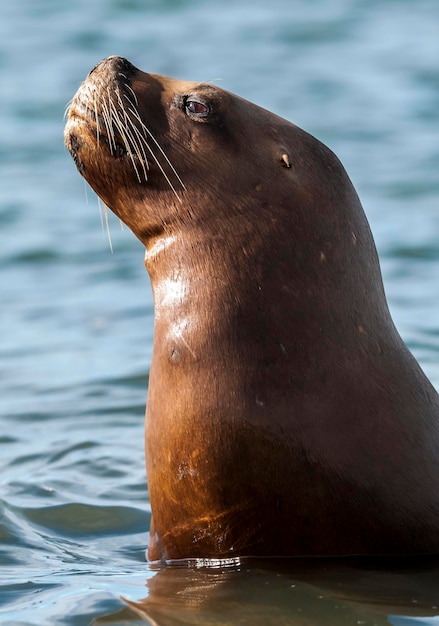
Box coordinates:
[1,0,438,623]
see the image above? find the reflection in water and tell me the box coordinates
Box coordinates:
[121,557,439,625]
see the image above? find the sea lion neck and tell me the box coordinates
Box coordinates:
[144,227,254,305]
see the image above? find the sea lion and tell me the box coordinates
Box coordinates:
[64,56,439,561]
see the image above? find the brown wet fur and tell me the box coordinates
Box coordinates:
[65,56,439,561]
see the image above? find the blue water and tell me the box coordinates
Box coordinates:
[1,0,438,623]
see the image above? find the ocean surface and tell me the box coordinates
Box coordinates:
[1,0,438,624]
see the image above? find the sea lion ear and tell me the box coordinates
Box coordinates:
[279,152,292,168]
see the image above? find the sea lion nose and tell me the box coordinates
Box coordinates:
[88,56,137,78]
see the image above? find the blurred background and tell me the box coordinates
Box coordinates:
[1,0,438,623]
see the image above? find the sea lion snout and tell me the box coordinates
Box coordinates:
[88,55,138,81]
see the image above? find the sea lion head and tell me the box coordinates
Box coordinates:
[64,56,367,259]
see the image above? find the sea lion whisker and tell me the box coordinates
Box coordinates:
[127,106,186,192]
[97,195,105,233]
[114,88,149,182]
[124,114,182,200]
[108,97,144,183]
[97,196,113,252]
[97,82,117,154]
[83,179,89,205]
[124,84,139,107]
[118,87,180,188]
[103,204,113,253]
[63,99,73,120]
[130,124,182,200]
[93,93,101,146]
[121,113,151,166]
[106,88,121,155]
[121,119,150,181]
[196,78,223,87]
[122,92,140,114]
[100,96,116,155]
[111,92,146,183]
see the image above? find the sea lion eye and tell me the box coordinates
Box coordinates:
[185,98,210,117]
